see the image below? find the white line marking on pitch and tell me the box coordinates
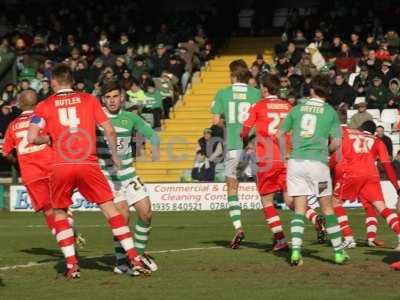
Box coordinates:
[0,246,224,271]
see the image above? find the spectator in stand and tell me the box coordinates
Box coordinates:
[0,104,19,138]
[349,97,373,129]
[353,65,371,97]
[366,76,390,110]
[37,79,52,102]
[312,29,329,54]
[286,42,302,66]
[98,43,116,68]
[278,75,292,100]
[287,65,302,97]
[392,150,400,179]
[113,56,128,81]
[125,78,146,111]
[275,54,290,76]
[335,43,357,74]
[252,53,270,73]
[376,125,393,158]
[296,53,318,77]
[250,64,260,86]
[387,78,400,108]
[329,35,343,58]
[178,46,193,92]
[155,71,174,119]
[305,43,326,71]
[121,69,133,91]
[379,61,394,86]
[376,42,391,62]
[293,29,308,50]
[386,29,400,50]
[1,83,16,105]
[365,34,379,51]
[166,55,185,87]
[151,43,170,78]
[349,32,363,58]
[300,75,312,97]
[132,55,149,80]
[196,128,224,164]
[329,74,356,109]
[362,49,381,76]
[191,150,215,182]
[142,80,163,130]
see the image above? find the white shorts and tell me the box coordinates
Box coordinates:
[287,159,332,197]
[225,149,242,179]
[110,175,149,207]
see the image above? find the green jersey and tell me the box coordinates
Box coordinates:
[211,83,261,150]
[97,110,155,182]
[280,98,340,164]
[144,90,163,109]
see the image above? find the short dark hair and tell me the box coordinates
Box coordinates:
[101,81,121,96]
[377,125,384,130]
[360,120,377,134]
[311,74,331,98]
[52,63,73,85]
[260,73,280,95]
[229,59,250,83]
[337,109,347,124]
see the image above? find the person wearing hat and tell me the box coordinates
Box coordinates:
[353,65,371,97]
[349,97,373,129]
[366,76,390,110]
[275,53,290,76]
[150,43,169,77]
[379,60,394,86]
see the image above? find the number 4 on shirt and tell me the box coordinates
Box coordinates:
[58,107,80,133]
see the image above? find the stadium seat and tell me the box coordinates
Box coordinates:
[376,121,392,132]
[388,133,400,145]
[381,109,399,124]
[366,109,381,121]
[347,109,357,121]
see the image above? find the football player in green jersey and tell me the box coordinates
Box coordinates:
[98,81,160,275]
[211,60,261,248]
[279,75,348,265]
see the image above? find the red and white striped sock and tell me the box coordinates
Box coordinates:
[55,219,78,268]
[305,208,318,225]
[263,206,285,242]
[108,214,138,260]
[381,208,400,235]
[366,216,378,242]
[45,213,56,236]
[334,205,353,240]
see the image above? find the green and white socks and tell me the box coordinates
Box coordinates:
[227,195,242,230]
[325,214,343,253]
[291,214,305,250]
[290,213,343,253]
[134,218,151,255]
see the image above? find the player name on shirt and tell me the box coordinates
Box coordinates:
[11,120,30,130]
[267,103,289,110]
[55,97,81,107]
[300,105,324,114]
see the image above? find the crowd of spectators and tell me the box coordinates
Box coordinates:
[0,1,217,140]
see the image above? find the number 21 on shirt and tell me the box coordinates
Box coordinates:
[228,102,251,124]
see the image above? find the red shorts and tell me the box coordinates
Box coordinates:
[50,163,113,209]
[336,175,384,203]
[256,162,286,196]
[26,178,51,212]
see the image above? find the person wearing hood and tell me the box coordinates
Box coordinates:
[387,78,400,109]
[305,43,326,71]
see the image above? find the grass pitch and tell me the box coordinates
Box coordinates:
[0,210,399,300]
